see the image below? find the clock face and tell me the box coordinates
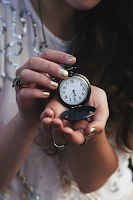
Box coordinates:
[59,76,89,106]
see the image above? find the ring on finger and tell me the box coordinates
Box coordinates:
[76,129,87,146]
[53,142,68,150]
[12,74,26,88]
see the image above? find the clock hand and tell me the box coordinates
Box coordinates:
[73,90,77,97]
[68,89,76,98]
[72,90,77,102]
[68,90,74,98]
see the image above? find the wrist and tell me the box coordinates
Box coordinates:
[15,112,41,132]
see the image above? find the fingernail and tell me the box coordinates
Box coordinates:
[43,92,50,97]
[45,112,49,117]
[44,123,49,128]
[88,128,97,136]
[59,68,68,77]
[53,122,60,129]
[51,81,58,87]
[66,56,76,62]
[64,132,71,137]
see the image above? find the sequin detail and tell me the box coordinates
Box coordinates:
[18,171,40,200]
[0,0,47,93]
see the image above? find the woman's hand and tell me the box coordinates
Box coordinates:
[40,85,109,146]
[1,49,76,190]
[40,86,117,193]
[14,49,76,127]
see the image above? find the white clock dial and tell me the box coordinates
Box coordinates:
[59,77,88,106]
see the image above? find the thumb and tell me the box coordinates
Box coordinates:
[85,107,109,136]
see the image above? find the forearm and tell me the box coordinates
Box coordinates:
[67,131,118,193]
[0,112,40,191]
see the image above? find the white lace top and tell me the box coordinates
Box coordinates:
[0,0,133,200]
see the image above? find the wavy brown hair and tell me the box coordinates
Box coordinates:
[74,0,133,150]
[35,0,133,153]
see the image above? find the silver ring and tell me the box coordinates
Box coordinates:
[12,74,26,88]
[53,142,68,150]
[77,129,87,146]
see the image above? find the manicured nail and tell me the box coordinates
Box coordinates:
[43,92,50,97]
[51,81,58,87]
[64,132,71,137]
[53,122,60,129]
[44,123,49,128]
[59,68,68,77]
[88,128,97,136]
[66,56,76,62]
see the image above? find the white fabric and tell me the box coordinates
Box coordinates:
[0,0,133,199]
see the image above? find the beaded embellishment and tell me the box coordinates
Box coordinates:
[0,0,47,93]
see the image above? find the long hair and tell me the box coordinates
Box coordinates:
[74,0,133,150]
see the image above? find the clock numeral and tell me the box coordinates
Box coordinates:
[70,79,74,83]
[79,97,81,100]
[82,87,85,91]
[62,91,65,94]
[63,86,67,89]
[80,83,83,86]
[69,98,71,101]
[65,95,67,99]
[82,92,85,96]
[66,82,69,85]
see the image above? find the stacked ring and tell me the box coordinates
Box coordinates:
[77,129,87,146]
[12,74,26,88]
[53,142,68,150]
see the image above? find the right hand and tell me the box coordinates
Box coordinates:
[15,49,76,127]
[40,85,109,146]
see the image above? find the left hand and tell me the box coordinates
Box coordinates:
[40,85,109,146]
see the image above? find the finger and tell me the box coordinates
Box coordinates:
[63,127,85,146]
[17,88,50,103]
[41,117,53,138]
[52,118,67,145]
[45,99,67,118]
[40,108,55,120]
[19,58,69,80]
[85,107,109,136]
[85,86,109,136]
[19,69,58,90]
[41,108,55,138]
[63,119,92,146]
[16,50,76,79]
[38,49,76,64]
[72,119,89,131]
